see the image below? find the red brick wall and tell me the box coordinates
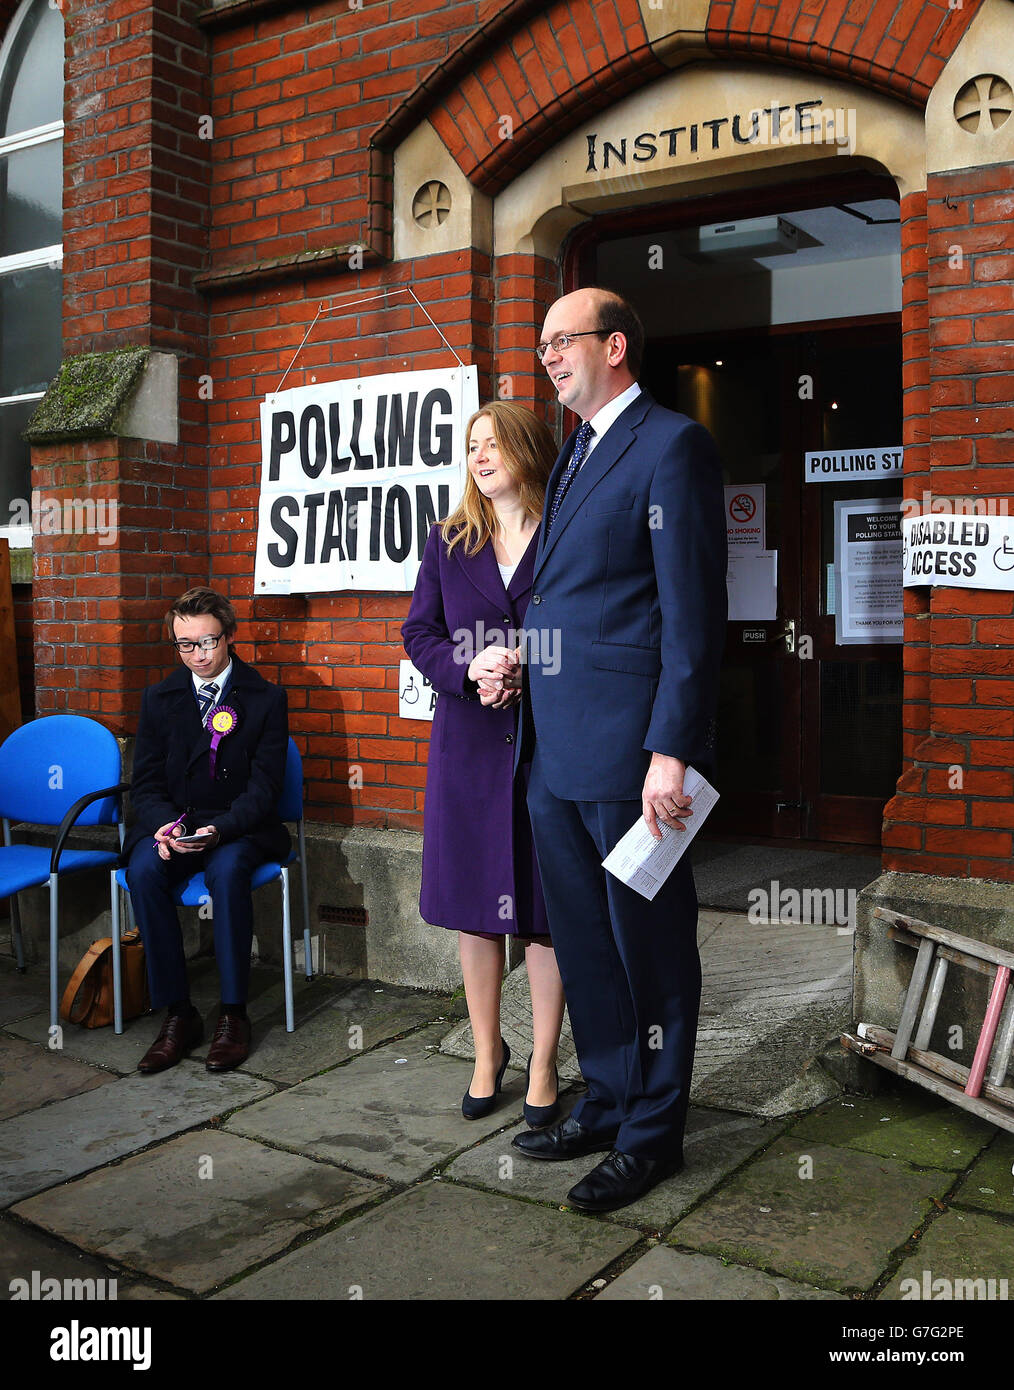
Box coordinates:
[31,438,208,721]
[883,163,1014,879]
[205,0,500,275]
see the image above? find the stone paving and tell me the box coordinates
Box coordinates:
[2,924,1013,1303]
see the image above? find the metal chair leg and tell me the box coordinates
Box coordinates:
[49,872,59,1036]
[298,819,312,981]
[110,869,123,1035]
[281,866,294,1033]
[10,892,25,971]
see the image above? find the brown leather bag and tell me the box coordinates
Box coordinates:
[60,930,150,1028]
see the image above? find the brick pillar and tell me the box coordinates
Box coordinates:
[883,162,1014,880]
[30,0,213,725]
[494,254,559,426]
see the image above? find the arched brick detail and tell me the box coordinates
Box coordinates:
[706,0,984,106]
[393,0,984,198]
[419,0,667,195]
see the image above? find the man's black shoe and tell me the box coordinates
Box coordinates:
[566,1149,684,1212]
[512,1114,617,1162]
[137,1011,202,1074]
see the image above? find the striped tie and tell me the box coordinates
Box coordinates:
[546,421,594,535]
[197,682,219,723]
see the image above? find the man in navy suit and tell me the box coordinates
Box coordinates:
[124,587,289,1074]
[510,288,727,1211]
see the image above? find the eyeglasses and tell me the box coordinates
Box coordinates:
[174,634,223,653]
[535,330,610,362]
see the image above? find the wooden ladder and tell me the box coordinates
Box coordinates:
[841,905,1014,1135]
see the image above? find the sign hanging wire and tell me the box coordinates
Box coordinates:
[274,286,465,394]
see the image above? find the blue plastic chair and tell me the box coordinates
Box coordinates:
[0,715,128,1035]
[110,735,313,1034]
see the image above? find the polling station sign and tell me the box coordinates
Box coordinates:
[254,366,479,593]
[805,446,903,482]
[903,513,1014,590]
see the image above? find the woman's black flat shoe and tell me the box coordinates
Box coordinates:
[523,1050,561,1129]
[462,1038,511,1119]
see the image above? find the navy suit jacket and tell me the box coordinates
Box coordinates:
[123,653,290,860]
[519,389,727,801]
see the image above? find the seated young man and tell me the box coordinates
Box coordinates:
[124,586,290,1073]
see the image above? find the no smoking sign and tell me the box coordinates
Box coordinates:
[724,484,765,548]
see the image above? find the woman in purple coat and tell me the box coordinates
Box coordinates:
[402,401,565,1125]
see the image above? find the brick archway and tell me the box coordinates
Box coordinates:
[375,0,983,203]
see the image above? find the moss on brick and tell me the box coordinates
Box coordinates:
[23,348,150,443]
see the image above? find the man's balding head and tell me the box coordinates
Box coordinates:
[540,288,645,421]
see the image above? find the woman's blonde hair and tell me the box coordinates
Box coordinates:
[441,401,557,557]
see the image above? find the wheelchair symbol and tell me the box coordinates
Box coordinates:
[994,537,1014,572]
[401,675,419,704]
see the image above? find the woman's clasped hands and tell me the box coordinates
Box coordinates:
[469,645,523,709]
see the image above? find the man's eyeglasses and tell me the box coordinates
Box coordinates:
[535,329,610,362]
[174,635,224,654]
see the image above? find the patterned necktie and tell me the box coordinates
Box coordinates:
[197,682,219,723]
[546,421,594,535]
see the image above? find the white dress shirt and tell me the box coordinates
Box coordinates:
[582,382,642,461]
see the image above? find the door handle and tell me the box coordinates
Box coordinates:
[782,618,796,654]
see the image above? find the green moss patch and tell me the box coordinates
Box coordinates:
[23,348,150,443]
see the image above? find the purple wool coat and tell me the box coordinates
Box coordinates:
[401,523,549,938]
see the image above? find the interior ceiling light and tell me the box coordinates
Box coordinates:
[688,215,807,261]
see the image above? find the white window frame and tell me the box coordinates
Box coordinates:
[0,0,64,548]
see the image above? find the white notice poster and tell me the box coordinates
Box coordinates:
[833,498,903,645]
[254,365,479,594]
[727,550,778,621]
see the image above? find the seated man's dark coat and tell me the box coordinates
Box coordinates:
[124,653,290,862]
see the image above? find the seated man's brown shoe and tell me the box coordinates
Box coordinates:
[206,1011,251,1072]
[138,1011,203,1074]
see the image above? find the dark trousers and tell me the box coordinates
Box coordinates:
[526,745,702,1159]
[126,837,265,1010]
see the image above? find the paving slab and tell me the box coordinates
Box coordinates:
[0,1063,273,1208]
[5,959,326,1075]
[669,1137,954,1292]
[12,1130,386,1294]
[595,1246,847,1300]
[226,1026,523,1182]
[215,1179,637,1300]
[950,1132,1014,1218]
[0,1035,117,1121]
[0,1217,181,1301]
[244,979,453,1086]
[878,1208,1014,1300]
[447,1104,780,1231]
[0,959,48,1026]
[786,1093,996,1171]
[693,914,851,1116]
